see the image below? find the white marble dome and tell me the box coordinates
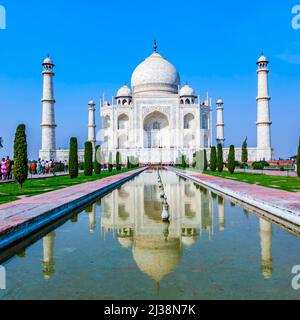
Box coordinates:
[117,84,132,97]
[131,52,180,96]
[217,98,223,104]
[257,54,268,63]
[180,84,195,97]
[43,56,53,65]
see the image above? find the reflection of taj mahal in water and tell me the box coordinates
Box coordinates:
[41,172,273,282]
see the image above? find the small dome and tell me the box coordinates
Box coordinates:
[88,99,95,105]
[257,54,269,64]
[43,56,53,65]
[216,98,223,104]
[117,85,132,97]
[131,52,180,96]
[180,84,195,97]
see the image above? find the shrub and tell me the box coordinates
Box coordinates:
[127,156,131,169]
[116,151,122,171]
[204,149,208,171]
[69,137,79,179]
[210,147,217,171]
[13,124,28,188]
[228,145,236,174]
[217,144,224,172]
[84,141,93,176]
[94,145,101,175]
[252,162,264,170]
[108,152,113,172]
[242,138,248,164]
[280,166,285,172]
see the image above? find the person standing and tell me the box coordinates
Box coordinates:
[1,158,7,180]
[6,156,11,180]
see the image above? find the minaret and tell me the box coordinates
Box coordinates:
[88,99,96,148]
[259,218,273,279]
[216,98,225,146]
[40,56,56,161]
[256,54,272,161]
[42,231,56,280]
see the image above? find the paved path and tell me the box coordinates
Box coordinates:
[173,168,300,226]
[0,172,69,184]
[236,168,297,177]
[0,168,146,250]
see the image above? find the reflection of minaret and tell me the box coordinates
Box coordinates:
[259,218,273,279]
[88,203,96,234]
[42,231,56,280]
[218,197,225,231]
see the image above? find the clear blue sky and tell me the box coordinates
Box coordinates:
[0,0,299,159]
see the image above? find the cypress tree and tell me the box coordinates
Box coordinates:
[69,137,79,179]
[13,124,28,188]
[210,147,217,171]
[204,149,208,171]
[127,156,131,169]
[242,137,248,165]
[84,141,93,176]
[0,137,3,149]
[108,152,113,172]
[217,143,224,172]
[228,145,236,174]
[297,138,300,178]
[94,145,101,175]
[116,151,121,171]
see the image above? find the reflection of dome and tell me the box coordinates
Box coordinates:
[117,85,132,97]
[180,84,195,97]
[131,52,180,96]
[118,237,133,249]
[181,236,197,247]
[133,238,182,282]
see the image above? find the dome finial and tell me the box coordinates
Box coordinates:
[154,39,157,53]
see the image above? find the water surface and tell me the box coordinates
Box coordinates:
[0,170,300,300]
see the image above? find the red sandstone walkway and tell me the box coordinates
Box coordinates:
[236,168,297,177]
[0,168,145,237]
[174,168,300,224]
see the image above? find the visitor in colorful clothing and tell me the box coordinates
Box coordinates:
[6,156,11,179]
[1,158,7,180]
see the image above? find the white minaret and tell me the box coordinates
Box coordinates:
[216,98,225,146]
[88,99,96,148]
[256,54,272,161]
[40,56,56,161]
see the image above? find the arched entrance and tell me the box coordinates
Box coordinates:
[143,111,169,148]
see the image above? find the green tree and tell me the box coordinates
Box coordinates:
[84,142,93,176]
[127,156,131,169]
[116,151,122,171]
[0,137,3,149]
[13,124,28,188]
[297,138,300,178]
[242,138,248,165]
[108,152,113,172]
[94,145,101,175]
[69,137,79,179]
[217,144,224,172]
[210,147,217,171]
[204,149,208,171]
[228,145,236,174]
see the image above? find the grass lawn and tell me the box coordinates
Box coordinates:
[0,168,137,205]
[203,170,300,192]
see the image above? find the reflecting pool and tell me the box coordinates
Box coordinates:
[1,170,300,300]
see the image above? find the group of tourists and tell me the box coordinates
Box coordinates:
[0,156,13,180]
[29,159,68,176]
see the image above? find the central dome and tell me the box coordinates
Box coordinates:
[131,52,180,96]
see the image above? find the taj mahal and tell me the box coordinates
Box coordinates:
[39,42,274,163]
